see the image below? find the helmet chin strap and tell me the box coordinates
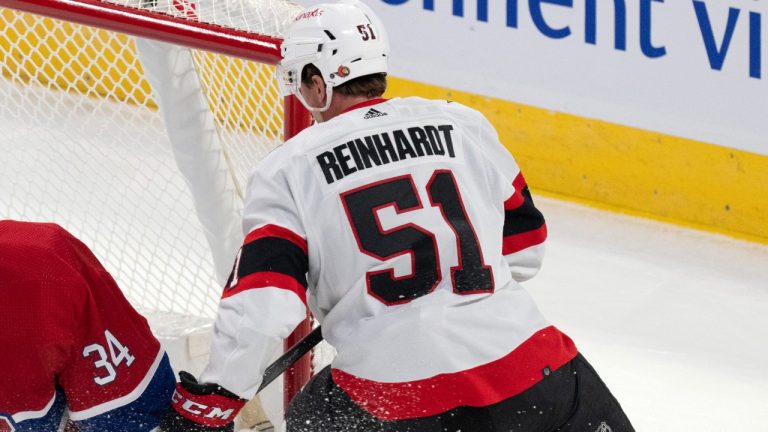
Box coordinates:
[296,85,334,123]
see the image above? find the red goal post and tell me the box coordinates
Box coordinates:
[0,0,313,412]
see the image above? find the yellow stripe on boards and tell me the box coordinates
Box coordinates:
[0,11,282,136]
[0,10,153,106]
[385,77,768,245]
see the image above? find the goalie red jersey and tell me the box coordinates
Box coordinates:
[200,97,578,419]
[0,221,175,431]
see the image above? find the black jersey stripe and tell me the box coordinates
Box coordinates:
[503,186,546,237]
[227,237,309,290]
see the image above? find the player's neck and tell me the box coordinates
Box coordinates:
[318,94,372,122]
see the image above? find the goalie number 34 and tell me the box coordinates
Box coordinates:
[342,170,494,305]
[82,329,136,386]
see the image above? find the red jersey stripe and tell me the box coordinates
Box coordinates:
[245,225,308,254]
[502,224,547,255]
[221,271,307,305]
[331,326,577,420]
[341,98,389,114]
[503,173,528,210]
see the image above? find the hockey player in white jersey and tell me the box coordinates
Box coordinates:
[160,1,635,431]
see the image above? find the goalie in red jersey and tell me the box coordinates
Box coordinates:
[0,220,175,432]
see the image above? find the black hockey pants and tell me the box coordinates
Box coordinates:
[285,353,634,432]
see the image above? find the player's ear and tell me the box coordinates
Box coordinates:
[310,74,326,98]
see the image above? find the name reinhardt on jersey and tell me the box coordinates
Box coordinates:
[200,97,578,420]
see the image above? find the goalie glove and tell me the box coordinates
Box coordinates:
[159,371,246,432]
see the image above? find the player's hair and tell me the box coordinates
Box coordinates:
[302,63,387,99]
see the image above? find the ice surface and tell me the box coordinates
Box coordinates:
[527,197,768,431]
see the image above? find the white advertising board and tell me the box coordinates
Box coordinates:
[296,0,767,156]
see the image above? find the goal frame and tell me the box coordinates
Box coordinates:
[0,0,314,409]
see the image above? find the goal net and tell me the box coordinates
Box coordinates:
[0,0,323,423]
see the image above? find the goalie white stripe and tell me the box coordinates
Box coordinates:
[68,348,165,421]
[11,392,57,422]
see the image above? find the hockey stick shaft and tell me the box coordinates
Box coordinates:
[258,326,323,393]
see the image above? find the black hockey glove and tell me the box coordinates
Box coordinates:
[159,371,246,432]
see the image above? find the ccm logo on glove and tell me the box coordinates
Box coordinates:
[171,383,245,427]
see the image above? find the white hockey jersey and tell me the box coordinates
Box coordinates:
[200,97,577,420]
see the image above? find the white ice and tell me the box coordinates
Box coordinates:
[527,197,768,431]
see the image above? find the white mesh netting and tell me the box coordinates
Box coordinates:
[114,0,301,36]
[0,1,301,319]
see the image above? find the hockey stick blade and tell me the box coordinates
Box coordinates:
[258,326,323,393]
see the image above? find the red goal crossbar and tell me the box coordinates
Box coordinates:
[0,0,282,63]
